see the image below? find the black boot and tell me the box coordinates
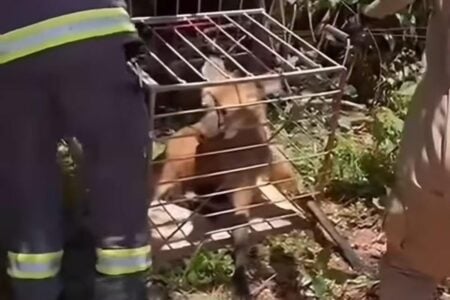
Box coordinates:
[11,277,63,300]
[94,272,148,300]
[60,218,96,300]
[94,274,170,300]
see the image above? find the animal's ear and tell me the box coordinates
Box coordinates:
[259,77,283,96]
[201,56,228,81]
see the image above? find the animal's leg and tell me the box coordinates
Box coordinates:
[153,163,178,201]
[229,188,254,300]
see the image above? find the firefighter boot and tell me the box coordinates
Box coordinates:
[94,272,147,300]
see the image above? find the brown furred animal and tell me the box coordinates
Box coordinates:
[151,109,223,202]
[152,72,284,299]
[201,56,282,140]
[153,66,284,201]
[152,106,271,299]
[267,144,304,198]
[194,107,272,299]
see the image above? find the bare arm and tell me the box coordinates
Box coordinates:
[362,0,415,19]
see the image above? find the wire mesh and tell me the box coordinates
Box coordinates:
[127,0,270,17]
[128,6,347,261]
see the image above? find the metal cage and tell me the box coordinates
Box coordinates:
[127,0,270,17]
[127,0,349,271]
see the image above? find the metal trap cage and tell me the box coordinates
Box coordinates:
[127,2,350,266]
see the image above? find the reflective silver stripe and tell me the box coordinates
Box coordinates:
[97,256,152,275]
[1,16,131,57]
[7,251,63,279]
[96,246,151,276]
[0,8,136,64]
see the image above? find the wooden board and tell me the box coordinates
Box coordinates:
[148,184,309,262]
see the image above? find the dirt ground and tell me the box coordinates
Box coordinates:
[170,198,450,300]
[160,198,384,300]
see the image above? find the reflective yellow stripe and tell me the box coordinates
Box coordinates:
[97,246,151,258]
[7,251,63,279]
[0,7,136,64]
[96,246,151,276]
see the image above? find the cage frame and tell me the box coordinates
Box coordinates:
[126,4,362,274]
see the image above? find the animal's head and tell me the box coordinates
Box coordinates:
[200,56,283,105]
[200,56,284,139]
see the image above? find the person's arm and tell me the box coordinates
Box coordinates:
[361,0,415,19]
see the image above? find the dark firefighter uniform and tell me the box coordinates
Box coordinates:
[0,1,151,300]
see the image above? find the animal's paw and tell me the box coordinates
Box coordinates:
[232,267,252,300]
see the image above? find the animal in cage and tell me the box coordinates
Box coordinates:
[151,109,223,201]
[153,63,284,203]
[130,6,353,299]
[152,113,302,207]
[200,56,282,135]
[191,116,272,298]
[267,142,304,198]
[151,59,298,298]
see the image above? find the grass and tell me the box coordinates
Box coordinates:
[328,102,406,202]
[153,229,379,299]
[154,249,235,293]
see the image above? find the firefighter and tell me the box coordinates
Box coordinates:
[361,0,450,299]
[0,2,152,300]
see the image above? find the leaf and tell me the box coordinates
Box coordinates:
[327,0,340,8]
[397,81,417,97]
[152,141,166,160]
[337,116,352,131]
[395,13,407,25]
[311,276,330,299]
[382,34,395,52]
[344,0,363,4]
[316,248,332,270]
[343,84,358,98]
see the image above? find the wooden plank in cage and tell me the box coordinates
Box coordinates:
[149,186,310,262]
[258,182,305,217]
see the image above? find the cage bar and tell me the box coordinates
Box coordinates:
[126,1,347,270]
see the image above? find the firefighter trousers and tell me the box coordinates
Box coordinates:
[0,33,151,300]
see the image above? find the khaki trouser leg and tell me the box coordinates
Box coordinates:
[378,183,450,300]
[379,256,436,300]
